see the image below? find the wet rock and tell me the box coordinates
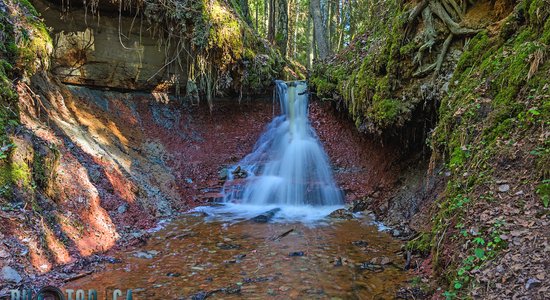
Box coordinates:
[231,166,248,179]
[250,208,281,223]
[357,262,383,272]
[392,229,402,237]
[351,240,368,247]
[371,256,392,265]
[1,266,22,284]
[328,209,353,219]
[289,251,305,257]
[134,250,159,259]
[218,168,229,181]
[117,204,128,214]
[217,243,241,250]
[243,276,276,283]
[351,197,370,212]
[498,184,510,192]
[189,291,209,300]
[222,284,241,294]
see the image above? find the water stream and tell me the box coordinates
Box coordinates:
[63,82,410,299]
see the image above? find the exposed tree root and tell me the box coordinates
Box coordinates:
[409,0,479,78]
[429,1,480,36]
[434,33,454,75]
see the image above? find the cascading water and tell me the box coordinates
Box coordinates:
[193,81,343,223]
[222,80,343,207]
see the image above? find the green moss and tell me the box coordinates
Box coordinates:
[406,232,432,254]
[370,98,401,126]
[0,161,32,198]
[455,31,490,73]
[17,0,39,16]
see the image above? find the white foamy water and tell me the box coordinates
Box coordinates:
[198,81,344,223]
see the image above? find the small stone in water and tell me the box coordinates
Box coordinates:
[351,240,368,247]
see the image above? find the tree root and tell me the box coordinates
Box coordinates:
[408,0,430,23]
[414,7,437,66]
[414,33,453,78]
[435,33,454,75]
[408,0,478,78]
[429,1,480,36]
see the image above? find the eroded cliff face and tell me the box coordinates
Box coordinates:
[34,0,175,90]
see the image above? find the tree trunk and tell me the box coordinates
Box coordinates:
[268,0,276,43]
[310,0,330,59]
[307,5,313,68]
[255,0,259,30]
[240,0,252,25]
[293,0,299,58]
[276,0,289,56]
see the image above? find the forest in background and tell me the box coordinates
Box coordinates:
[236,0,370,66]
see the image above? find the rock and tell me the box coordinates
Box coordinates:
[525,278,541,290]
[117,204,128,214]
[0,249,9,258]
[391,229,402,237]
[217,243,241,250]
[498,184,510,192]
[218,168,229,181]
[250,208,281,223]
[351,240,368,247]
[371,256,392,265]
[350,198,370,212]
[357,262,383,272]
[1,266,22,284]
[134,250,159,259]
[222,284,241,294]
[328,209,353,219]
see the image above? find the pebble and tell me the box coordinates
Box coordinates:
[0,249,9,258]
[525,278,541,290]
[1,266,22,284]
[117,204,127,214]
[498,184,510,192]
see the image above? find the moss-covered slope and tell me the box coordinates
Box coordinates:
[311,0,549,297]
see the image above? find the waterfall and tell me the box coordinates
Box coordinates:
[221,80,343,206]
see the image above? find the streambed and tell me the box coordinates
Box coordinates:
[64,210,410,299]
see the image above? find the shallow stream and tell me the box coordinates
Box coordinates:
[64,209,410,299]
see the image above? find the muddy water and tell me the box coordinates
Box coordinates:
[64,212,409,299]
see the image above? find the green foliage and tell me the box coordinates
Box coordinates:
[310,0,411,134]
[536,180,550,208]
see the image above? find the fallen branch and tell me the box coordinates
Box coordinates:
[270,228,294,241]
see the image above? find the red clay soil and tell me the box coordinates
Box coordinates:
[309,100,401,204]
